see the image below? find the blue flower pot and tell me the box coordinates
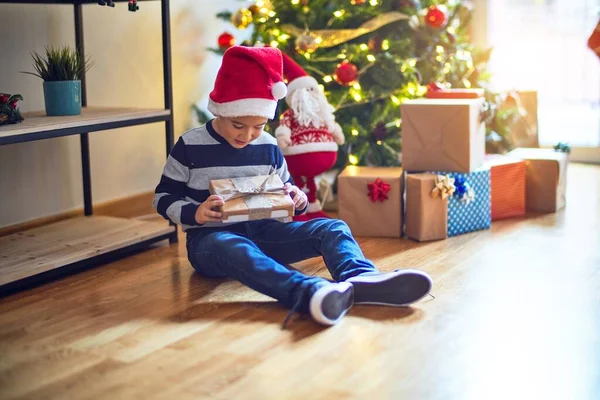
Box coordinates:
[43,80,81,116]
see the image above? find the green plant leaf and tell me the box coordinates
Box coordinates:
[22,45,93,81]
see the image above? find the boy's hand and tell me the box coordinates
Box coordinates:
[195,195,224,224]
[283,183,308,211]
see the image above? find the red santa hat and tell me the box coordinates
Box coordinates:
[281,51,319,97]
[208,46,288,119]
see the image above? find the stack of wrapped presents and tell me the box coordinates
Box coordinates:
[336,90,569,240]
[202,89,568,238]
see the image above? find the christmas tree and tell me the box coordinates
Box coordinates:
[211,0,516,167]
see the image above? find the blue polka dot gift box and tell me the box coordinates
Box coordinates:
[428,166,491,237]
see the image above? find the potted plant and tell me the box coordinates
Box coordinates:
[23,46,92,116]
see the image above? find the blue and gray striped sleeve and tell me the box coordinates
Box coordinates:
[152,137,201,227]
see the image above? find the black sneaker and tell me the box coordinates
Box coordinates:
[347,269,432,306]
[309,282,354,326]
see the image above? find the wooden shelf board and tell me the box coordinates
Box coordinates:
[0,216,174,287]
[0,107,171,145]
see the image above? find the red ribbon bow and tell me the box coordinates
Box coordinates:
[367,178,391,203]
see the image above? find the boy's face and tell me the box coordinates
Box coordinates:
[215,116,268,149]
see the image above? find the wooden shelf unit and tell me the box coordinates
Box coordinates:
[0,216,175,288]
[0,107,171,145]
[0,0,177,294]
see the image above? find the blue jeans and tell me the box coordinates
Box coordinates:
[186,218,377,310]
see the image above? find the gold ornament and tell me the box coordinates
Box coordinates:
[248,4,260,15]
[231,8,253,29]
[431,174,456,199]
[249,1,273,16]
[295,34,318,54]
[283,11,409,48]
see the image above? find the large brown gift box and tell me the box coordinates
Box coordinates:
[209,174,295,223]
[401,98,485,173]
[405,174,448,242]
[337,166,403,237]
[507,148,568,213]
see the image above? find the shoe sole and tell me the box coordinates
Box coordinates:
[309,282,354,326]
[347,269,432,306]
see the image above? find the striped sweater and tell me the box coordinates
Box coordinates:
[153,120,302,231]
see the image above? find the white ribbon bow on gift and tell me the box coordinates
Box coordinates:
[218,168,285,202]
[460,187,476,205]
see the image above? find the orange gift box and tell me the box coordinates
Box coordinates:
[484,154,526,220]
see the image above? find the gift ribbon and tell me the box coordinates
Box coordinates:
[452,175,476,205]
[282,12,409,49]
[218,169,285,202]
[554,142,571,153]
[367,178,391,203]
[218,169,287,220]
[460,187,476,205]
[431,174,456,199]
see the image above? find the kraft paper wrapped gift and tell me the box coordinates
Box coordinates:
[428,167,491,237]
[337,166,403,237]
[401,98,485,173]
[484,154,526,220]
[507,148,568,213]
[405,174,448,242]
[209,173,295,223]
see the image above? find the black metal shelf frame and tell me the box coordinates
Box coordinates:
[0,0,177,258]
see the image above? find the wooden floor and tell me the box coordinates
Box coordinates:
[1,164,599,400]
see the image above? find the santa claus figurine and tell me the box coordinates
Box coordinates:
[276,53,345,221]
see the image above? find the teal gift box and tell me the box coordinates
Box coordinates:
[428,166,491,237]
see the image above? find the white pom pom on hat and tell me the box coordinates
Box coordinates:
[271,81,288,100]
[208,46,288,119]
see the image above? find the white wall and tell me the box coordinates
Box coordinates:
[0,0,243,227]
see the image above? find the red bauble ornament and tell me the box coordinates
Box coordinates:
[425,5,448,28]
[351,0,366,5]
[218,32,235,49]
[334,60,358,86]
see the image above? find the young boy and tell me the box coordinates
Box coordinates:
[153,46,432,327]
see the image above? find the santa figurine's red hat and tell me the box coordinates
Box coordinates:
[208,46,287,119]
[281,51,319,100]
